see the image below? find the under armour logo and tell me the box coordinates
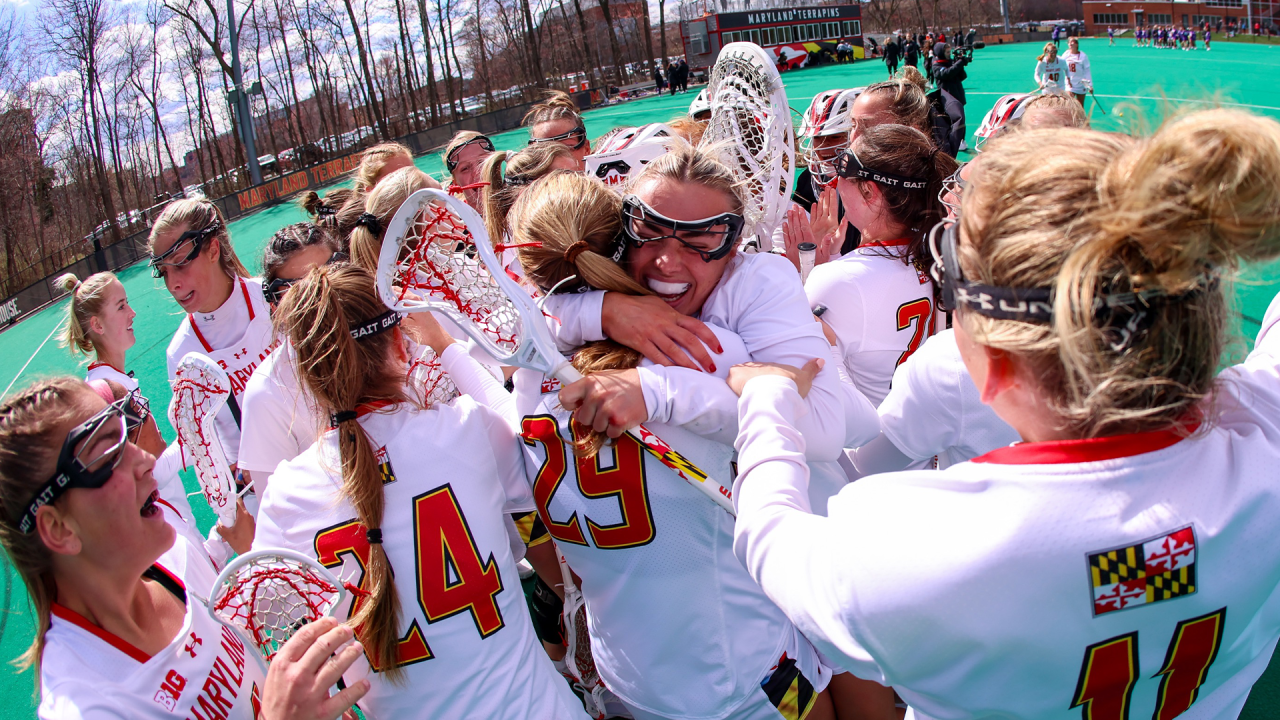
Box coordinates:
[233,348,247,360]
[184,632,202,658]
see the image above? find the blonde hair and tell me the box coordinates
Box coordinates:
[959,110,1280,438]
[276,264,413,680]
[861,74,932,135]
[480,144,575,247]
[0,378,99,673]
[1037,42,1057,62]
[666,117,708,147]
[510,173,649,455]
[346,167,435,272]
[56,272,119,356]
[353,143,414,193]
[522,90,583,134]
[632,144,745,216]
[148,199,249,279]
[1020,93,1089,129]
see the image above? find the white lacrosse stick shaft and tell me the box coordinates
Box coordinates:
[798,241,817,284]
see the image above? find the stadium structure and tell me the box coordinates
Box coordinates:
[1081,0,1258,35]
[678,0,864,71]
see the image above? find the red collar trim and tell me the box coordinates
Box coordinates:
[156,497,184,521]
[50,563,186,665]
[86,361,125,374]
[861,238,912,249]
[971,423,1198,465]
[188,277,254,352]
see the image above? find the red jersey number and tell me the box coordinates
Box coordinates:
[523,415,657,550]
[1070,608,1226,719]
[895,298,936,368]
[313,483,507,671]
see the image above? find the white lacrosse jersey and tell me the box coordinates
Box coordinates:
[166,277,279,466]
[85,361,139,393]
[878,329,1020,468]
[237,344,320,479]
[515,370,829,720]
[253,399,586,720]
[732,298,1280,720]
[1035,57,1067,92]
[805,241,942,407]
[1060,50,1092,94]
[39,544,265,719]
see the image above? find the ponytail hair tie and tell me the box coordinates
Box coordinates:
[356,212,383,236]
[330,410,358,426]
[564,240,591,265]
[366,528,383,545]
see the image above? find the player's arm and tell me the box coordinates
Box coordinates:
[729,367,890,683]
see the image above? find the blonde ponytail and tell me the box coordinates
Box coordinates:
[57,272,118,357]
[276,264,413,681]
[347,167,435,272]
[960,110,1280,437]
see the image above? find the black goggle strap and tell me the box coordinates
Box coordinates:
[621,195,745,239]
[264,252,348,305]
[835,151,929,190]
[528,123,587,149]
[16,400,129,533]
[445,136,496,172]
[350,308,402,341]
[150,222,221,267]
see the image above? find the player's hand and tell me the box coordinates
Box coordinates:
[215,499,256,555]
[727,359,824,399]
[601,293,721,372]
[402,308,455,356]
[559,369,647,438]
[260,617,369,720]
[808,188,840,250]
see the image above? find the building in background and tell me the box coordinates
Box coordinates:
[1081,0,1253,35]
[679,0,863,70]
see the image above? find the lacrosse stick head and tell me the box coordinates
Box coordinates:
[407,343,460,407]
[702,42,796,247]
[168,352,237,527]
[208,548,346,667]
[377,188,570,378]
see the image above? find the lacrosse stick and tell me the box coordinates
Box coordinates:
[169,352,238,528]
[407,343,460,407]
[798,242,817,284]
[207,548,347,672]
[701,42,795,250]
[1089,89,1109,115]
[558,551,617,720]
[376,188,736,516]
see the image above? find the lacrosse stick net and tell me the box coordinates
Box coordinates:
[378,189,737,515]
[169,352,238,527]
[558,552,625,719]
[701,43,795,248]
[208,548,346,668]
[407,344,460,407]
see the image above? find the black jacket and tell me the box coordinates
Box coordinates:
[931,56,968,105]
[903,40,920,65]
[883,40,901,62]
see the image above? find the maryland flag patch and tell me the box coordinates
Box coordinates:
[761,654,817,720]
[375,446,397,485]
[1089,526,1196,616]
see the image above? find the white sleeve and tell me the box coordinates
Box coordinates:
[876,333,963,461]
[731,375,887,684]
[155,440,186,480]
[1082,54,1092,85]
[476,403,536,513]
[638,365,740,447]
[834,357,881,449]
[1251,291,1280,355]
[1033,60,1044,84]
[730,255,847,462]
[439,342,516,424]
[540,290,607,351]
[238,368,306,475]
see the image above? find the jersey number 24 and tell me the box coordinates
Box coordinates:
[313,483,506,670]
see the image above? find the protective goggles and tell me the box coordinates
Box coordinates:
[529,124,587,151]
[620,195,744,263]
[801,137,849,188]
[939,163,967,218]
[445,136,495,172]
[833,150,928,190]
[150,222,221,278]
[14,390,148,534]
[262,251,348,305]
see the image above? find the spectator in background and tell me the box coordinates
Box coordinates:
[668,59,679,96]
[1052,24,1062,48]
[965,28,977,47]
[677,58,690,92]
[931,42,970,152]
[904,35,921,68]
[884,34,901,75]
[652,64,665,94]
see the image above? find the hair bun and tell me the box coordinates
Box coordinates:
[56,273,81,294]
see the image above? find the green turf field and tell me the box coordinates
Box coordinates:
[2,37,1280,717]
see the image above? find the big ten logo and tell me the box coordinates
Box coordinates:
[0,298,20,324]
[153,669,187,710]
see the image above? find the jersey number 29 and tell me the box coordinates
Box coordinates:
[313,484,506,670]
